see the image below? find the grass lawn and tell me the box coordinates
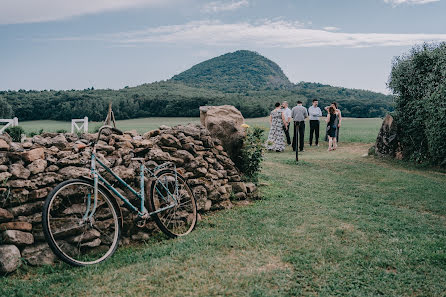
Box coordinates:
[1,118,445,296]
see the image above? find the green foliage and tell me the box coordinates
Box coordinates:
[0,96,12,118]
[1,51,393,121]
[5,126,24,142]
[56,129,67,133]
[235,126,265,181]
[388,42,446,166]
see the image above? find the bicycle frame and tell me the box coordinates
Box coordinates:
[84,152,180,220]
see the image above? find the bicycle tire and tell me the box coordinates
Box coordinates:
[42,179,122,266]
[148,169,197,238]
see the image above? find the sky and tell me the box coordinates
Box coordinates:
[1,0,445,94]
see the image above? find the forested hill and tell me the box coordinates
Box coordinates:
[171,50,293,92]
[0,50,394,121]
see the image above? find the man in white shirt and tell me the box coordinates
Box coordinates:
[308,99,322,146]
[281,101,292,145]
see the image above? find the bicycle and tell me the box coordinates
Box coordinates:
[42,125,197,266]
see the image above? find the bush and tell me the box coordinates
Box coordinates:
[388,42,446,167]
[235,126,265,181]
[56,129,67,133]
[4,126,25,142]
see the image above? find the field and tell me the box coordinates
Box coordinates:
[1,117,445,296]
[16,117,382,144]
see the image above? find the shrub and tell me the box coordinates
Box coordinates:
[4,126,24,142]
[235,126,265,181]
[56,129,67,133]
[388,42,446,167]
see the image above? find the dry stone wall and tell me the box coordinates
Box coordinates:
[0,124,258,274]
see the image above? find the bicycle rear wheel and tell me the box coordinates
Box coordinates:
[148,170,197,238]
[42,179,121,266]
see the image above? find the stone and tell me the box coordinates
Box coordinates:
[29,187,50,200]
[245,182,257,194]
[50,134,67,149]
[199,105,246,161]
[22,142,33,149]
[23,148,45,163]
[131,231,151,241]
[9,143,24,152]
[21,242,56,266]
[0,221,32,231]
[0,139,10,151]
[0,208,14,223]
[113,165,135,180]
[148,148,171,162]
[159,134,182,148]
[8,201,44,217]
[230,182,247,194]
[234,192,247,200]
[9,163,31,179]
[0,245,21,273]
[0,171,12,181]
[2,230,34,245]
[0,164,9,172]
[17,212,42,224]
[58,166,90,179]
[173,150,194,161]
[181,124,201,138]
[46,165,59,172]
[7,179,32,188]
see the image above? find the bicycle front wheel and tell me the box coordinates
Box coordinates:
[42,179,121,266]
[149,170,197,238]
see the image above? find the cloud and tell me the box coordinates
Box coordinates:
[201,0,249,13]
[384,0,440,6]
[53,19,446,48]
[323,26,340,31]
[0,0,173,25]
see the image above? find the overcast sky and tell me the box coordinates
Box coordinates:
[1,0,445,94]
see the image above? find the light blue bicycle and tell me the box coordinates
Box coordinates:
[42,125,197,266]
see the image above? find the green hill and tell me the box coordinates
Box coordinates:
[0,50,394,121]
[171,50,292,92]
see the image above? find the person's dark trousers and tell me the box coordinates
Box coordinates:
[309,120,320,146]
[282,124,291,145]
[292,121,305,151]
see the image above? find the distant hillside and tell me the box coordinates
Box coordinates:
[171,50,292,92]
[0,50,394,121]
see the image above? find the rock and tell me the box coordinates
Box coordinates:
[0,139,10,151]
[46,165,59,172]
[173,150,194,161]
[112,165,135,180]
[234,192,247,200]
[29,188,50,200]
[0,208,14,223]
[22,142,33,149]
[131,232,151,241]
[21,243,56,266]
[159,134,182,148]
[0,221,33,231]
[8,201,44,217]
[245,182,257,194]
[50,134,67,149]
[199,105,246,161]
[0,164,8,172]
[2,230,34,245]
[148,148,171,162]
[0,245,21,273]
[7,179,32,188]
[230,182,247,194]
[58,166,89,179]
[9,143,24,152]
[23,148,45,163]
[0,171,12,181]
[9,163,31,179]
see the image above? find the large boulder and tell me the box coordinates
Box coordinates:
[375,115,402,159]
[0,245,21,273]
[199,105,246,161]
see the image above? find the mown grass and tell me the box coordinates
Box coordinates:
[1,119,445,296]
[16,117,382,143]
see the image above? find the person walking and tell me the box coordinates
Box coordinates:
[326,106,340,151]
[291,100,308,152]
[324,102,342,142]
[308,99,322,146]
[281,101,292,145]
[266,102,287,152]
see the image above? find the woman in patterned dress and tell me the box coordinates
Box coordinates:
[266,102,287,152]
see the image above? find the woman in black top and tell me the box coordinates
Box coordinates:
[326,106,339,151]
